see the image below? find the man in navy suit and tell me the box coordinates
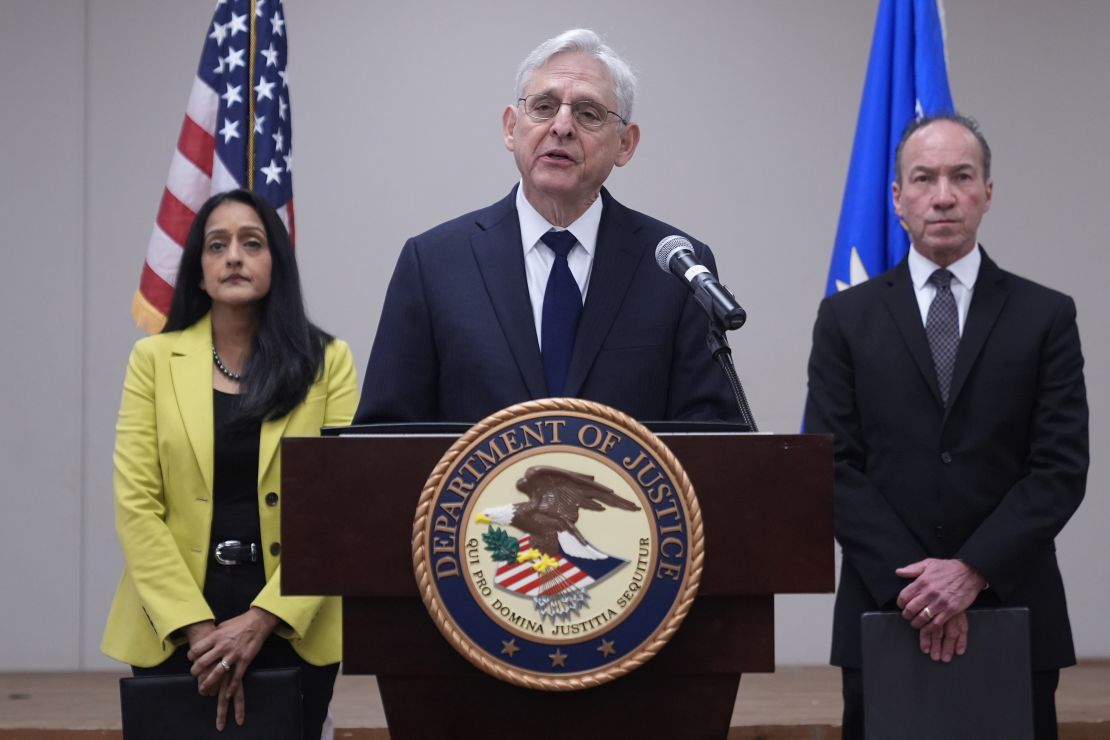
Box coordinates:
[355,29,737,424]
[804,115,1088,739]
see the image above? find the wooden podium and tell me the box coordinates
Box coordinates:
[282,431,833,739]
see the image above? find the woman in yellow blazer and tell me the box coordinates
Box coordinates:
[102,190,357,738]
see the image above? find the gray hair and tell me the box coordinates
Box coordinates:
[514,28,639,124]
[894,113,992,184]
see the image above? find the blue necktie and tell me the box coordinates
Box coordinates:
[540,230,582,396]
[926,268,960,404]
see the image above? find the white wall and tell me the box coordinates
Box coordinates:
[0,1,86,669]
[1,0,1106,670]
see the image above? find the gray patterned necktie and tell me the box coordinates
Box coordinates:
[926,268,959,404]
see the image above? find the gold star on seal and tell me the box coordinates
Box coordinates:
[597,639,616,658]
[549,649,567,668]
[501,639,520,658]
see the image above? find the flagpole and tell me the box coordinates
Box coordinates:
[247,0,257,190]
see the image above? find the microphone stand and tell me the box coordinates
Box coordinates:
[706,320,758,432]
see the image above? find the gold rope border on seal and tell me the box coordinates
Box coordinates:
[412,398,705,691]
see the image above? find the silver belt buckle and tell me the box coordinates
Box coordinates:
[214,540,257,565]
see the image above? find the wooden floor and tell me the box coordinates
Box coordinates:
[2,662,1108,739]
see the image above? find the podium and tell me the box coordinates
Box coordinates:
[282,431,833,739]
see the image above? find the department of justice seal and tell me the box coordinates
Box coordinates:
[412,399,703,690]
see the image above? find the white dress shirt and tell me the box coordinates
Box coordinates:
[908,244,982,335]
[515,184,603,349]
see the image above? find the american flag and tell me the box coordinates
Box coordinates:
[133,0,294,333]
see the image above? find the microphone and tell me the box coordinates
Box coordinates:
[655,235,746,330]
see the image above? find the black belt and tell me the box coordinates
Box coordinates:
[211,540,260,566]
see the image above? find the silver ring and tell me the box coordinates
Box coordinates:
[220,658,232,672]
[922,606,933,620]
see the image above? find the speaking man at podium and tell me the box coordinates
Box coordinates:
[354,28,738,424]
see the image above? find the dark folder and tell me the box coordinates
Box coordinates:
[861,607,1034,740]
[119,667,302,740]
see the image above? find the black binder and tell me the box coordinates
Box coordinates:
[119,667,302,740]
[861,608,1034,740]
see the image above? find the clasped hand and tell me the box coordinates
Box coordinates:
[184,607,279,731]
[895,558,986,663]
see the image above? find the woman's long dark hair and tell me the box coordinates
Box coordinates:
[164,189,332,425]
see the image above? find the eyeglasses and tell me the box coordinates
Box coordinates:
[517,94,627,129]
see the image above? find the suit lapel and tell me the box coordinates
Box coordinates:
[169,314,215,496]
[471,189,548,399]
[258,405,293,488]
[564,189,643,397]
[946,249,1008,414]
[880,260,945,407]
[167,312,299,492]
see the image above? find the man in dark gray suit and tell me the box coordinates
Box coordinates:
[805,114,1088,740]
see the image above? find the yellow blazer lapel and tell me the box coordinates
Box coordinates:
[170,314,215,496]
[259,364,329,485]
[258,406,293,487]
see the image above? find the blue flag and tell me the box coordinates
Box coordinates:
[824,0,954,295]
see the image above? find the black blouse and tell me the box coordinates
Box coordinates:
[210,389,262,544]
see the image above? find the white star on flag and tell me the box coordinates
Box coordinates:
[835,247,871,292]
[261,43,279,67]
[270,11,285,36]
[209,22,228,46]
[272,129,284,152]
[260,159,283,184]
[227,12,248,37]
[222,82,243,107]
[219,118,240,143]
[253,114,266,134]
[254,75,275,101]
[224,47,246,72]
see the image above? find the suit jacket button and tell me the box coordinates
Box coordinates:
[935,526,946,540]
[940,451,953,464]
[265,492,279,507]
[270,542,281,556]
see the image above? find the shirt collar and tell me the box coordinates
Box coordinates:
[516,182,602,256]
[908,243,982,290]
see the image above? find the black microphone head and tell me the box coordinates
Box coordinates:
[655,235,694,272]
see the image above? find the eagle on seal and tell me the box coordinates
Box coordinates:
[477,465,640,560]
